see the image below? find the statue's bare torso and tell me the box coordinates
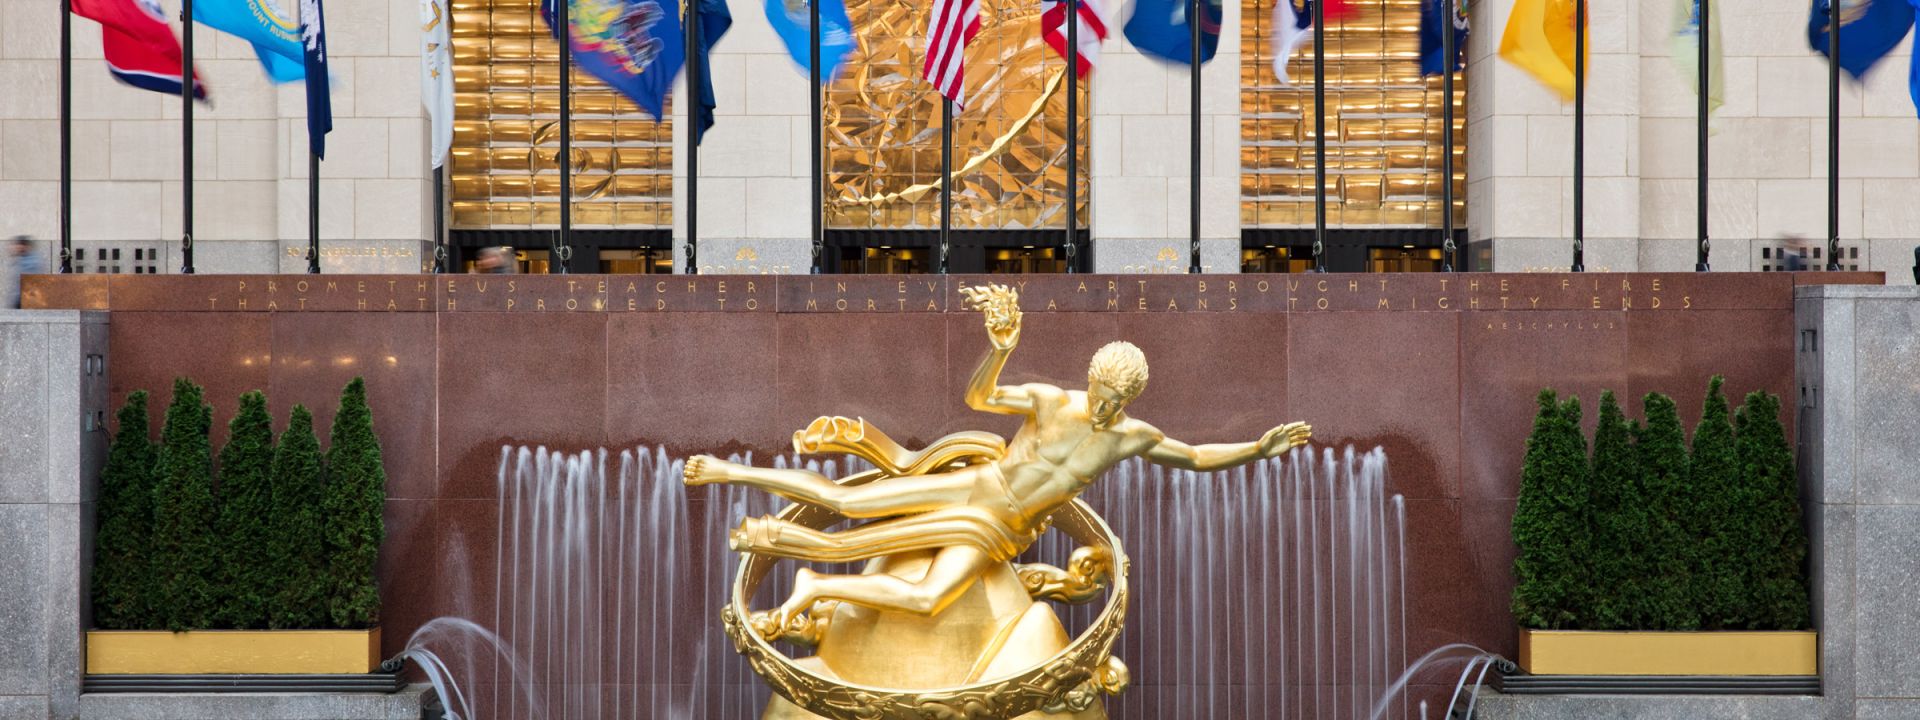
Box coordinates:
[985,387,1160,529]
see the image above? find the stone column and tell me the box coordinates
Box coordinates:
[1465,0,1641,272]
[0,310,108,720]
[277,0,437,274]
[1797,284,1920,718]
[1091,0,1243,274]
[673,13,815,275]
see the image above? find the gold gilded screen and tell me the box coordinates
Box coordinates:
[1240,0,1465,228]
[448,0,674,229]
[825,0,1090,230]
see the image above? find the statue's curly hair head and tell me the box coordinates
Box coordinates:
[1087,341,1149,400]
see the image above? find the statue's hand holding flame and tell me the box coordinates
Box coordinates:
[960,283,1022,351]
[1258,422,1314,458]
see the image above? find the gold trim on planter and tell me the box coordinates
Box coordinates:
[86,628,381,675]
[1518,629,1818,676]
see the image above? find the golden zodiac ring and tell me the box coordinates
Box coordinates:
[724,467,1131,720]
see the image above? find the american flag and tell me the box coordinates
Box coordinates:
[1042,0,1108,77]
[922,0,981,107]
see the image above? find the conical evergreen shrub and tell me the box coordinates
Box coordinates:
[150,378,218,631]
[1734,391,1812,630]
[213,390,275,629]
[323,378,386,628]
[92,392,158,630]
[268,405,329,629]
[1584,391,1641,630]
[1635,392,1698,630]
[1689,376,1742,628]
[1511,391,1590,629]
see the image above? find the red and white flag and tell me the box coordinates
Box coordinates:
[922,0,981,108]
[71,0,208,99]
[1041,0,1108,78]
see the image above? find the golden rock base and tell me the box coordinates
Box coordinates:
[761,551,1102,720]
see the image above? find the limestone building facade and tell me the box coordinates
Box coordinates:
[0,0,1915,280]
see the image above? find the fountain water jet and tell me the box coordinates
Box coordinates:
[400,444,1456,719]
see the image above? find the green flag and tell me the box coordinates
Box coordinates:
[1673,0,1724,115]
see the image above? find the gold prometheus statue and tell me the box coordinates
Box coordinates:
[686,284,1312,720]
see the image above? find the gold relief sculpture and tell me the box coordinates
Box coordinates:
[688,284,1311,719]
[824,0,1089,230]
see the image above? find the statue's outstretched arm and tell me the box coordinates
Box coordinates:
[1144,422,1312,472]
[960,284,1034,415]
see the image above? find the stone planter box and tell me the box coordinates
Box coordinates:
[86,628,382,675]
[1518,629,1818,676]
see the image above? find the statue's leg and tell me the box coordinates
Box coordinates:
[685,455,975,518]
[774,544,994,628]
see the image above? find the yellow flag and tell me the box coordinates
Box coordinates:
[1499,0,1588,100]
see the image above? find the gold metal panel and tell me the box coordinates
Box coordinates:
[448,0,672,229]
[87,629,382,675]
[824,0,1089,230]
[1240,0,1465,229]
[1519,630,1820,677]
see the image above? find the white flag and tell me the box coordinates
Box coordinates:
[420,0,454,169]
[1272,0,1313,85]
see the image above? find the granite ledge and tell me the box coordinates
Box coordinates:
[1795,285,1919,300]
[0,311,108,325]
[75,685,428,720]
[1469,689,1830,720]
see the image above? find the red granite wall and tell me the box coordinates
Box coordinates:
[29,271,1875,715]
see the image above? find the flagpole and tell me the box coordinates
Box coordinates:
[1695,0,1709,271]
[1570,0,1584,273]
[810,0,824,274]
[1826,0,1840,271]
[59,0,72,273]
[308,152,321,273]
[1440,0,1455,272]
[180,0,195,274]
[941,99,953,275]
[1186,0,1201,273]
[1187,0,1201,273]
[433,163,447,272]
[1065,0,1080,274]
[429,1,449,274]
[557,0,573,274]
[1443,0,1451,270]
[687,0,700,275]
[1311,0,1326,273]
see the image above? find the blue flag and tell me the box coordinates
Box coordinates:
[544,0,685,121]
[192,0,306,83]
[1908,0,1920,116]
[1808,0,1914,79]
[1123,0,1221,65]
[301,0,331,158]
[763,0,855,80]
[1419,0,1469,75]
[694,0,733,144]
